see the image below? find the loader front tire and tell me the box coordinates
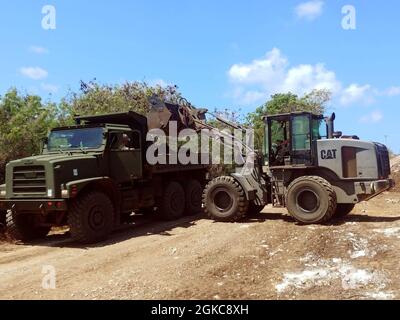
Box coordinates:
[286,176,337,224]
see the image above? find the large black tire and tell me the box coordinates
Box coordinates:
[202,176,248,222]
[68,191,114,244]
[286,176,337,224]
[335,204,355,218]
[6,211,50,241]
[246,203,265,217]
[184,179,203,216]
[0,210,6,230]
[159,181,185,221]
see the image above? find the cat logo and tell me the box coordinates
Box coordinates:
[321,149,337,160]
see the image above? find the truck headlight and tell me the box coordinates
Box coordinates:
[61,189,69,197]
[0,190,6,196]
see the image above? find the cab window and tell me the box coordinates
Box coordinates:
[292,115,310,151]
[110,132,140,151]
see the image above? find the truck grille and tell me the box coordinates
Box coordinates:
[13,165,47,195]
[374,143,391,179]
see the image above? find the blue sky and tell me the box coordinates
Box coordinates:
[0,0,399,152]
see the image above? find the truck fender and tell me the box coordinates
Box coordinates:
[230,173,256,201]
[64,177,116,199]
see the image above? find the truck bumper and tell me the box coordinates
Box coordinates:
[0,199,67,213]
[355,179,394,201]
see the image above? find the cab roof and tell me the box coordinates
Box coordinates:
[75,111,148,133]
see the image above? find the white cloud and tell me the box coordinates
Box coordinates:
[384,86,400,96]
[148,79,172,87]
[340,84,374,106]
[228,48,341,104]
[295,1,324,20]
[228,48,400,107]
[29,46,49,54]
[19,67,48,80]
[282,63,341,95]
[360,110,383,124]
[41,83,59,94]
[229,48,287,86]
[232,88,267,105]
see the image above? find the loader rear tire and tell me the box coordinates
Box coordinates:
[335,204,355,218]
[68,191,114,244]
[159,182,185,221]
[203,176,248,222]
[286,176,337,224]
[6,211,50,241]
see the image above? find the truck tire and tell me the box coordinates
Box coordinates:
[247,203,265,217]
[0,210,6,231]
[68,191,114,244]
[286,176,337,224]
[335,204,355,218]
[159,181,185,220]
[6,211,50,241]
[184,179,203,216]
[202,176,248,222]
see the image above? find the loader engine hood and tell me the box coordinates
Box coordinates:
[317,139,391,180]
[4,153,101,199]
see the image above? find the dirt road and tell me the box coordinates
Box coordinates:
[1,192,400,300]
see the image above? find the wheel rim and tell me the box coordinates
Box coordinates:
[296,189,320,213]
[213,189,234,212]
[88,206,106,230]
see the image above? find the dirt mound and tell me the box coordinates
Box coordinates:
[391,156,400,192]
[391,156,400,172]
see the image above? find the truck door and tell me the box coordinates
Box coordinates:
[109,131,142,183]
[291,114,313,165]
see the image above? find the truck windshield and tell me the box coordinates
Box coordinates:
[47,127,104,151]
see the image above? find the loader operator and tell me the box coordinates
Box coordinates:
[273,139,290,166]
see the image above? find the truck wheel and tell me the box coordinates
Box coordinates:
[160,182,185,220]
[68,191,114,244]
[202,176,248,222]
[0,210,6,230]
[247,203,265,217]
[184,180,203,215]
[286,176,337,224]
[6,211,50,241]
[335,204,355,218]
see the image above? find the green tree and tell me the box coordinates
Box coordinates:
[246,89,331,150]
[62,80,183,121]
[0,89,57,182]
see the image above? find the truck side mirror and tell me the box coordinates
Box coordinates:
[40,137,49,153]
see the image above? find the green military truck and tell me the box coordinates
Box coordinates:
[0,109,208,244]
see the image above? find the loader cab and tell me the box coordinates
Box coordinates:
[264,112,327,167]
